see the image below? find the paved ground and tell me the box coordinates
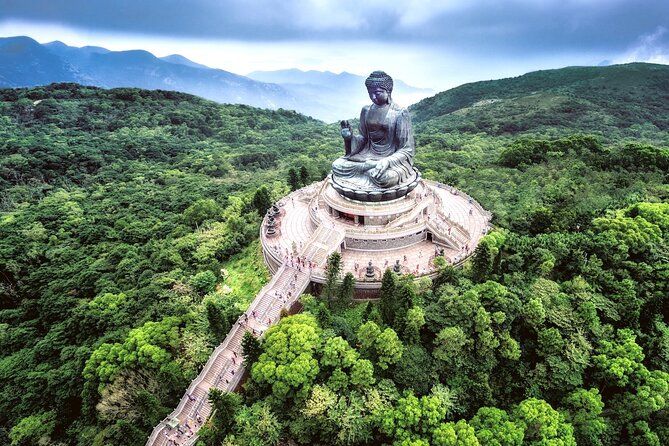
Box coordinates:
[263,179,492,281]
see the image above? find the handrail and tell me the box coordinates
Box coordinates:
[425,219,461,248]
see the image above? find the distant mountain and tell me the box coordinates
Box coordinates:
[160,54,210,70]
[410,63,669,137]
[0,36,431,121]
[0,36,77,86]
[0,36,298,111]
[248,69,434,122]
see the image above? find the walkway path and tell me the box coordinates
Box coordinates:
[145,213,345,446]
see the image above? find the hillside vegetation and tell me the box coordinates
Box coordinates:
[412,63,669,140]
[0,63,668,446]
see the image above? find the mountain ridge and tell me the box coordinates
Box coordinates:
[0,36,298,111]
[0,36,430,121]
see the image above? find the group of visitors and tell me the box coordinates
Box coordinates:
[162,413,203,446]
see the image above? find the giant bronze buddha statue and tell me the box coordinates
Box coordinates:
[331,71,420,202]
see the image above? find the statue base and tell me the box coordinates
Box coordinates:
[260,178,492,299]
[330,168,421,202]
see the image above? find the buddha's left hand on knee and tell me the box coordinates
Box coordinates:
[370,159,390,179]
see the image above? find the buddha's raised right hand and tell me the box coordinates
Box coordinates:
[340,120,352,140]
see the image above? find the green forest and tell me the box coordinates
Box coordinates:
[0,62,668,446]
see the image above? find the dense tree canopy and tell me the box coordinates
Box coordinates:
[0,73,667,445]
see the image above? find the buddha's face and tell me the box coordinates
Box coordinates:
[368,87,390,106]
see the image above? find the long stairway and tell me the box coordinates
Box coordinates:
[145,222,344,446]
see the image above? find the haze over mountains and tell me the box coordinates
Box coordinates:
[247,69,434,121]
[0,36,433,122]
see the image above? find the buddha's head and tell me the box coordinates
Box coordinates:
[365,71,393,106]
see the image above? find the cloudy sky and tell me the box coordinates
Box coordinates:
[1,0,668,90]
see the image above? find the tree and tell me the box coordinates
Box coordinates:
[471,231,506,282]
[627,421,661,446]
[561,388,607,446]
[83,316,182,384]
[233,402,282,446]
[392,278,418,333]
[432,420,480,446]
[356,321,403,370]
[208,389,242,440]
[350,359,375,388]
[470,407,524,446]
[190,270,217,296]
[336,272,355,307]
[393,344,437,395]
[379,269,398,326]
[357,321,382,351]
[323,252,342,300]
[241,331,262,367]
[288,167,300,191]
[322,336,359,369]
[472,241,494,282]
[251,314,322,400]
[183,198,222,227]
[375,328,404,370]
[434,326,468,365]
[299,165,310,186]
[252,186,272,217]
[513,398,576,446]
[404,306,426,344]
[9,411,56,446]
[380,385,455,443]
[592,328,645,387]
[207,301,228,342]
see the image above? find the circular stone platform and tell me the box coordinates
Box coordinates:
[260,177,492,298]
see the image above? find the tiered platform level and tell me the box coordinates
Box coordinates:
[262,177,492,296]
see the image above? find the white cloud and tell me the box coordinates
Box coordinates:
[0,19,625,91]
[617,26,669,64]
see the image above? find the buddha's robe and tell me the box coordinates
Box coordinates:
[332,101,415,190]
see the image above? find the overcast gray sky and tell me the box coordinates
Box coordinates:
[1,0,667,89]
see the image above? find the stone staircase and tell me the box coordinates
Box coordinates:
[300,224,346,266]
[145,262,311,446]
